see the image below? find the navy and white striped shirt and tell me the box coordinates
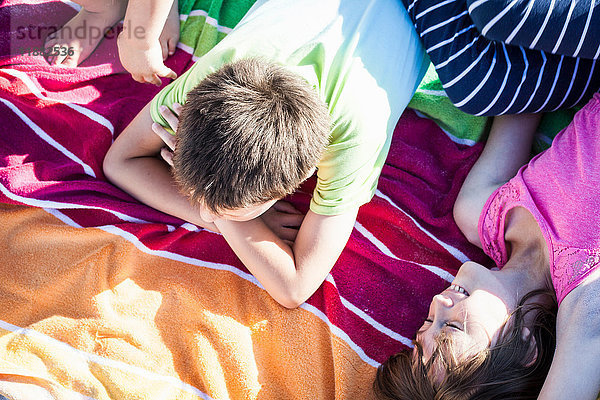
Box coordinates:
[469,0,600,60]
[401,0,600,115]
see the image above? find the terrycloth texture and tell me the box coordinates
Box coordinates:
[177,0,257,58]
[409,65,579,153]
[0,0,488,398]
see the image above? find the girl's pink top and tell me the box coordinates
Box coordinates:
[478,93,600,305]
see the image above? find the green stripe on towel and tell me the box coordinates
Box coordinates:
[177,0,256,58]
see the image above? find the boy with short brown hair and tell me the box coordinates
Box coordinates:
[173,58,330,215]
[103,0,428,308]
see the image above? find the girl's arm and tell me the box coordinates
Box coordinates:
[538,270,600,400]
[453,114,541,246]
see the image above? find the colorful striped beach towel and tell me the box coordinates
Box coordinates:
[0,0,534,399]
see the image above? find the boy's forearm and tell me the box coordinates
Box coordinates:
[215,209,357,308]
[215,217,306,308]
[105,155,217,231]
[103,102,217,231]
[123,0,176,42]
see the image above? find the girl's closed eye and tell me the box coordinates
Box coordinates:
[423,318,462,331]
[416,318,433,337]
[445,322,463,331]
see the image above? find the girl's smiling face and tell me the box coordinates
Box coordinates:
[416,261,519,365]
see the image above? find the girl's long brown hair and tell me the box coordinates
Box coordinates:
[374,290,557,400]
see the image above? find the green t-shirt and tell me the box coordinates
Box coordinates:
[151,0,427,215]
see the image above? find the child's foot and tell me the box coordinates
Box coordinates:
[158,0,180,60]
[45,7,125,67]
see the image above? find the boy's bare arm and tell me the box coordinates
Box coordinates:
[214,208,359,308]
[538,271,600,400]
[453,114,541,246]
[103,103,217,231]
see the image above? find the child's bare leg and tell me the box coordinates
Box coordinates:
[45,0,128,66]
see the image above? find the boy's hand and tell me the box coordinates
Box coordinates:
[118,35,177,86]
[260,201,305,244]
[152,103,182,165]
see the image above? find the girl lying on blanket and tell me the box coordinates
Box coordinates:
[374,95,600,400]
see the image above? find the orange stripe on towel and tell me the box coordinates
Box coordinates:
[0,204,376,400]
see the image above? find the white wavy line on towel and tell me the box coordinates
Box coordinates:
[412,110,478,146]
[0,381,95,400]
[0,97,96,177]
[0,319,215,400]
[1,69,115,137]
[354,222,454,283]
[175,14,233,62]
[338,294,414,348]
[323,276,413,348]
[416,88,448,97]
[374,189,470,263]
[299,303,379,367]
[176,42,201,62]
[49,208,263,286]
[0,369,98,400]
[43,208,402,366]
[180,11,233,34]
[0,181,151,224]
[0,355,98,400]
[0,103,189,227]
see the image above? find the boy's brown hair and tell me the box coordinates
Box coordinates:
[173,57,330,213]
[373,290,557,400]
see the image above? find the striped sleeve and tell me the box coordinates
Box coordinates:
[467,0,600,60]
[401,0,600,116]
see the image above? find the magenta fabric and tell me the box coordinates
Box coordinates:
[0,0,489,364]
[479,94,600,305]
